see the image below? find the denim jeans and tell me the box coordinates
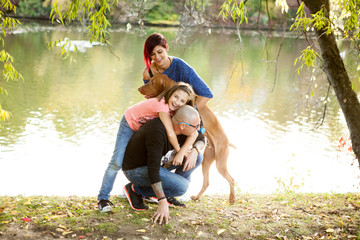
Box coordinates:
[123,153,203,197]
[98,115,135,200]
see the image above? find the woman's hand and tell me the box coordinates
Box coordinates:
[152,199,169,225]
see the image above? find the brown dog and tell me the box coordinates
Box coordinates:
[138,74,236,203]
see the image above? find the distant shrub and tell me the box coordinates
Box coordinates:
[17,0,51,18]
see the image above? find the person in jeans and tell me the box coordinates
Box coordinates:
[122,105,205,224]
[97,82,197,213]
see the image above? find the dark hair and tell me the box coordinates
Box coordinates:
[143,33,168,71]
[157,82,196,107]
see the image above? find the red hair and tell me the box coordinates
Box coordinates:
[143,33,168,71]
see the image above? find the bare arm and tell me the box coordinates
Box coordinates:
[159,112,181,152]
[183,140,206,172]
[142,67,151,81]
[173,131,198,166]
[151,182,169,225]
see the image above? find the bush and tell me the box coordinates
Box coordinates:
[17,0,51,18]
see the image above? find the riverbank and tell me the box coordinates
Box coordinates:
[1,193,359,239]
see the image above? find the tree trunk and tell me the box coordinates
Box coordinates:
[303,0,360,166]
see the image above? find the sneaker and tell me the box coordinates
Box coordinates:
[167,197,186,207]
[123,183,149,211]
[98,199,114,213]
[143,196,159,203]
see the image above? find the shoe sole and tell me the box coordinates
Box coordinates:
[98,206,112,213]
[143,197,159,204]
[123,185,148,211]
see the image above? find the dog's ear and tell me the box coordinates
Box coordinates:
[162,77,173,90]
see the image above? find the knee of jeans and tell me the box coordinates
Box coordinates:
[178,180,189,196]
[109,162,121,171]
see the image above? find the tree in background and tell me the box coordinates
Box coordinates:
[0,0,23,125]
[219,0,360,164]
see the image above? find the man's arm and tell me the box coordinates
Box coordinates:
[183,138,205,172]
[151,182,169,225]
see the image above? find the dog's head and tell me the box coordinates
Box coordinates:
[138,74,176,97]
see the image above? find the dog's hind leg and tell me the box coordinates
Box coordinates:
[215,147,235,203]
[191,146,215,201]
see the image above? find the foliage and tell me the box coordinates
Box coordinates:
[49,0,119,59]
[219,0,248,24]
[218,0,360,78]
[0,0,23,125]
[17,0,52,18]
[145,0,180,24]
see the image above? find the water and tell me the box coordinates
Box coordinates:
[0,23,359,197]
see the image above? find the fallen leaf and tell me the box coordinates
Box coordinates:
[66,210,74,217]
[217,229,226,235]
[78,236,85,239]
[141,218,150,222]
[197,231,204,236]
[21,217,31,222]
[141,237,150,240]
[58,224,67,230]
[62,231,73,236]
[347,235,357,239]
[326,228,334,233]
[136,229,146,233]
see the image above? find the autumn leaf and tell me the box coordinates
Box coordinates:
[62,231,73,236]
[217,229,226,235]
[136,229,146,233]
[21,217,31,222]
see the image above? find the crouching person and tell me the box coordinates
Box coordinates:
[122,105,205,224]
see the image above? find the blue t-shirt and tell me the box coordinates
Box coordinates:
[143,57,213,99]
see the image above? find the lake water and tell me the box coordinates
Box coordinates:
[0,23,359,197]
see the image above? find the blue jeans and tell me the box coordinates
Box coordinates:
[123,153,203,197]
[98,115,135,200]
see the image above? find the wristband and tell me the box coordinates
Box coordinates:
[158,197,166,201]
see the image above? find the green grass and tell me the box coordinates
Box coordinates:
[1,194,360,239]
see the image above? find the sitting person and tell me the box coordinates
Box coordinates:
[122,105,205,225]
[97,82,198,212]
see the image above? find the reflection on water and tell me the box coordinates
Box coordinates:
[0,24,359,196]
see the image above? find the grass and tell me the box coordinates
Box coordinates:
[0,193,359,239]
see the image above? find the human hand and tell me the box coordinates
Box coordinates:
[183,149,197,172]
[173,152,184,166]
[152,200,169,225]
